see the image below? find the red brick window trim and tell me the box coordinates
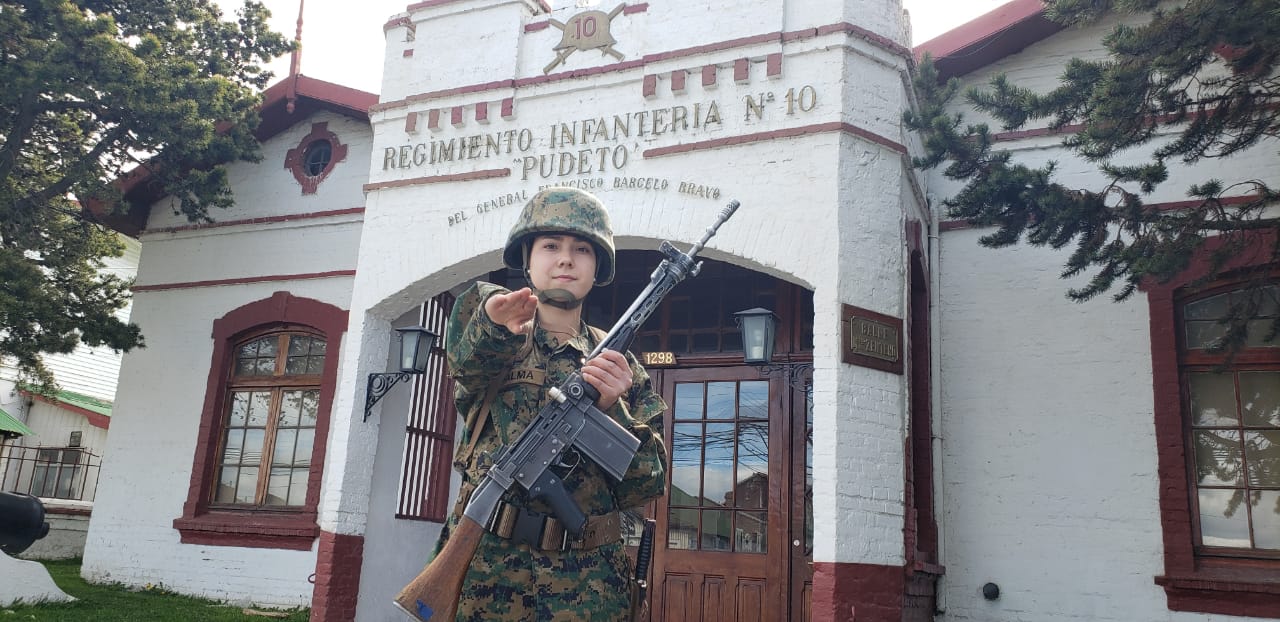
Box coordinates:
[1145,231,1280,618]
[284,122,348,195]
[174,292,347,550]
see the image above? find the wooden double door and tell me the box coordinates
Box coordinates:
[644,365,812,622]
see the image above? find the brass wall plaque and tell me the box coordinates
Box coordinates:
[642,351,677,367]
[841,304,903,375]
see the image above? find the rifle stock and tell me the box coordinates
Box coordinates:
[394,515,484,621]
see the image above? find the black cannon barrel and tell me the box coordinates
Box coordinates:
[0,491,50,556]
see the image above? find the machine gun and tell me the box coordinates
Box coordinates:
[0,491,50,557]
[394,200,740,621]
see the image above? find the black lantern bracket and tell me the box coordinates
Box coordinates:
[363,326,438,422]
[733,307,813,397]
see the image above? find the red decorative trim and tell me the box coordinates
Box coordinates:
[766,53,782,78]
[370,22,912,113]
[938,219,970,232]
[405,112,418,133]
[475,101,489,124]
[310,531,365,622]
[145,208,365,235]
[642,74,657,98]
[524,20,550,33]
[384,16,411,32]
[670,69,686,93]
[623,3,647,14]
[701,64,717,88]
[1144,231,1280,617]
[501,97,515,120]
[734,58,749,83]
[812,561,904,622]
[362,168,512,192]
[451,106,463,127]
[23,392,110,430]
[402,48,414,58]
[427,108,441,131]
[643,122,907,158]
[132,271,356,293]
[284,121,349,195]
[174,292,348,550]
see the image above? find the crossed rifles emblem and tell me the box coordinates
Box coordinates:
[543,3,628,74]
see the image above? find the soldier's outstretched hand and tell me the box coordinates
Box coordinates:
[486,287,538,334]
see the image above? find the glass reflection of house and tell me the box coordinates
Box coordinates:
[668,471,768,554]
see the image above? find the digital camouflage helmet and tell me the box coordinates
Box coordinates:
[503,187,616,286]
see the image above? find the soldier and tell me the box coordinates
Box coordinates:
[428,187,667,621]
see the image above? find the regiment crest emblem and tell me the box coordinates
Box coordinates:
[543,3,628,74]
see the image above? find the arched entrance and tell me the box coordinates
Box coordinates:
[402,251,814,621]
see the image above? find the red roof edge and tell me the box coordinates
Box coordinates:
[90,75,377,237]
[913,0,1064,81]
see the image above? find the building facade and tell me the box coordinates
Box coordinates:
[81,1,1279,621]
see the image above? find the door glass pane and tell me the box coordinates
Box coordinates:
[702,509,730,551]
[739,381,768,419]
[1244,431,1280,487]
[668,506,697,550]
[671,423,703,502]
[1189,373,1238,426]
[1253,491,1280,550]
[704,423,734,504]
[1240,372,1280,426]
[1198,488,1251,547]
[706,382,735,419]
[674,384,703,420]
[1185,321,1227,349]
[737,510,767,553]
[1194,430,1243,486]
[736,422,768,509]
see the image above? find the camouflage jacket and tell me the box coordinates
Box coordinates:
[447,282,668,519]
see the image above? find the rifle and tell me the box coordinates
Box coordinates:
[394,200,740,621]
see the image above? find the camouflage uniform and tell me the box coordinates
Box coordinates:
[425,187,666,620]
[436,280,667,622]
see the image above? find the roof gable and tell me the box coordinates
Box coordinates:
[914,0,1063,81]
[92,75,377,237]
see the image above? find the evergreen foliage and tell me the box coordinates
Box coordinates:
[0,0,290,387]
[906,0,1279,349]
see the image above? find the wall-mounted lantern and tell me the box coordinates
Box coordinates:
[733,307,811,396]
[364,326,438,421]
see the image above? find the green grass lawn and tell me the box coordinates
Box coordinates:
[3,559,310,622]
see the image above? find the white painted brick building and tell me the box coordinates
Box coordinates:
[81,1,1280,621]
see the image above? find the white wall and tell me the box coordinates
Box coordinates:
[82,109,367,607]
[931,12,1280,622]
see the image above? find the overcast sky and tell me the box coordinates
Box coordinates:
[227,0,1013,94]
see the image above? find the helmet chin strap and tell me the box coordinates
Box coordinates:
[535,287,585,310]
[522,241,588,309]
